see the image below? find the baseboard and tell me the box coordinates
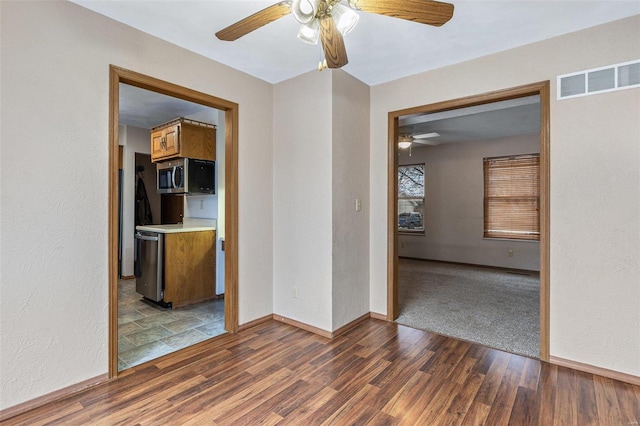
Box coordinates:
[120,275,135,280]
[238,314,273,332]
[332,313,371,338]
[369,312,388,321]
[549,356,640,386]
[271,312,389,339]
[273,315,332,339]
[398,256,540,275]
[0,373,109,422]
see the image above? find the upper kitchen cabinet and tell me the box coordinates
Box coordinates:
[151,117,216,162]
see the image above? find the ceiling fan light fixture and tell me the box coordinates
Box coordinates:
[298,19,320,44]
[291,0,318,24]
[398,133,413,149]
[332,3,359,35]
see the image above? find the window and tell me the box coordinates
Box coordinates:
[484,154,540,240]
[398,164,425,233]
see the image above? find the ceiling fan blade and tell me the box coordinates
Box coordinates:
[216,1,292,41]
[320,17,348,69]
[412,139,440,146]
[352,0,454,27]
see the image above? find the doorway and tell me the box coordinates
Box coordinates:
[386,82,550,360]
[109,66,239,377]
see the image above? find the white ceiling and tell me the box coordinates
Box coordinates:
[399,95,540,144]
[71,0,640,85]
[119,83,212,128]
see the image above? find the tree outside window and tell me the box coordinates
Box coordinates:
[398,164,425,234]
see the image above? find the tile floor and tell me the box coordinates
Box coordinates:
[118,279,225,371]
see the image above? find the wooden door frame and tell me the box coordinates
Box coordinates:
[387,81,551,361]
[108,65,239,377]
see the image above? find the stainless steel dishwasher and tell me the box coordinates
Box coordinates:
[135,230,164,302]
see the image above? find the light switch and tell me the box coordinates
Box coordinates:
[355,198,361,212]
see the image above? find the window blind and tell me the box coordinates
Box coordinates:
[483,154,540,241]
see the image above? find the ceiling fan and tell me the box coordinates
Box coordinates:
[398,132,441,149]
[216,0,454,70]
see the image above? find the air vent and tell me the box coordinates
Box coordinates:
[558,60,640,100]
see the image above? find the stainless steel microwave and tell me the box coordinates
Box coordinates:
[157,158,215,195]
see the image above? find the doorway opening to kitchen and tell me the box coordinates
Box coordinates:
[109,66,239,377]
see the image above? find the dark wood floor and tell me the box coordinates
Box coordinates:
[4,319,640,425]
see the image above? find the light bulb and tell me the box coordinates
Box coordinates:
[398,141,412,149]
[332,3,359,35]
[298,19,320,45]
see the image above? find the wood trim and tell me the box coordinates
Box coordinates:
[0,374,108,422]
[538,81,551,362]
[120,274,135,281]
[111,66,237,111]
[549,356,640,387]
[224,104,239,334]
[242,312,388,336]
[332,313,371,338]
[108,65,240,379]
[369,312,388,321]
[272,315,332,339]
[387,114,399,321]
[390,82,551,117]
[387,81,551,361]
[238,314,274,332]
[108,66,120,378]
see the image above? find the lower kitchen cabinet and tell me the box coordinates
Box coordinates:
[163,230,216,308]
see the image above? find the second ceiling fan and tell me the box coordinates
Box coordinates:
[216,0,454,70]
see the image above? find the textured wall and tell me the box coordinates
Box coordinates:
[370,16,640,376]
[0,0,274,409]
[273,70,333,331]
[331,71,371,330]
[398,134,540,271]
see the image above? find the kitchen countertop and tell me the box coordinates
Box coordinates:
[136,224,215,234]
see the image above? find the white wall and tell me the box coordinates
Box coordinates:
[398,134,540,271]
[272,70,372,332]
[370,16,640,376]
[0,0,273,409]
[273,71,333,331]
[331,71,371,330]
[120,125,152,277]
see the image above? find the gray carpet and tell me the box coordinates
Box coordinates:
[396,258,540,358]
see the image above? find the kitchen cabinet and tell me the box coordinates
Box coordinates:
[151,117,216,163]
[163,230,216,308]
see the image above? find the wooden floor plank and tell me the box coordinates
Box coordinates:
[537,361,558,424]
[484,354,527,425]
[593,375,624,426]
[4,319,640,426]
[508,386,540,425]
[613,379,640,424]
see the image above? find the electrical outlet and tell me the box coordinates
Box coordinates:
[200,200,204,210]
[508,250,513,257]
[293,287,299,299]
